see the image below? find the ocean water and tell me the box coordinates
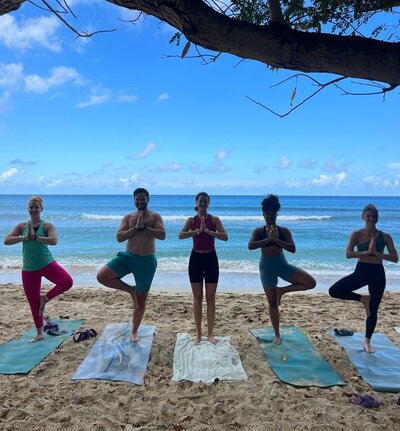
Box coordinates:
[1,195,399,293]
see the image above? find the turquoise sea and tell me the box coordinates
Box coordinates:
[1,195,399,293]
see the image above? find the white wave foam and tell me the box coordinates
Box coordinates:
[81,213,332,222]
[82,213,122,221]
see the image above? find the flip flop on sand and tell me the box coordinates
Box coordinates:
[44,317,68,336]
[73,329,97,343]
[334,328,354,336]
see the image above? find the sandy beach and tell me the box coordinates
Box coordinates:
[1,284,399,431]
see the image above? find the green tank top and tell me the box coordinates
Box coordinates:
[356,232,385,253]
[22,221,54,271]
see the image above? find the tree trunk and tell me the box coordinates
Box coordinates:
[2,0,399,87]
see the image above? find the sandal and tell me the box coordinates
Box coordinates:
[334,328,354,336]
[73,329,97,342]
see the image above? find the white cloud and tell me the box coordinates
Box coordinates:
[285,179,302,188]
[156,163,181,172]
[0,167,19,182]
[277,156,292,170]
[0,90,11,111]
[0,15,61,52]
[216,150,228,161]
[25,66,83,94]
[388,162,400,170]
[0,63,24,90]
[76,86,112,108]
[157,92,169,102]
[363,176,381,186]
[309,172,346,187]
[119,173,140,187]
[132,142,156,159]
[46,179,63,187]
[117,94,138,103]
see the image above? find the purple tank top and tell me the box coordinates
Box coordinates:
[192,215,216,251]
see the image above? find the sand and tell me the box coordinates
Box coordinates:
[0,283,399,431]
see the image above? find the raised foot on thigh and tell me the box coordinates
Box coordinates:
[39,295,48,316]
[130,289,139,309]
[276,288,283,306]
[360,295,371,317]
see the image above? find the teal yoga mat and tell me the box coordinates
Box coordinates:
[72,323,156,385]
[250,325,345,387]
[331,331,400,392]
[0,320,84,374]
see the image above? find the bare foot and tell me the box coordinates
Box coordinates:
[192,334,201,344]
[272,335,281,345]
[360,295,371,317]
[208,335,217,345]
[130,332,139,343]
[28,333,45,343]
[364,339,375,353]
[39,295,48,316]
[276,288,283,306]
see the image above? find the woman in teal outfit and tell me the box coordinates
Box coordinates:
[4,196,73,342]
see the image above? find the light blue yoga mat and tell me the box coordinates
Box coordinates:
[0,319,84,374]
[331,331,400,392]
[72,323,156,385]
[250,325,346,387]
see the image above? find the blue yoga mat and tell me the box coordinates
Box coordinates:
[250,325,346,387]
[331,331,400,392]
[72,323,156,385]
[0,319,84,374]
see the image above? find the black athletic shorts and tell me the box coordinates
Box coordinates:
[188,250,219,283]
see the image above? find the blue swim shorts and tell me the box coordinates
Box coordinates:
[106,251,157,293]
[259,254,297,289]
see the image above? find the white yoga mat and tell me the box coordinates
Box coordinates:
[172,333,248,383]
[72,323,156,385]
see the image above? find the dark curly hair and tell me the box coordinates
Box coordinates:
[194,192,210,212]
[261,194,281,213]
[133,188,149,199]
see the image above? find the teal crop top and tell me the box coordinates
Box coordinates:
[22,221,54,271]
[356,232,385,253]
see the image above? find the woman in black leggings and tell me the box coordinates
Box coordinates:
[329,204,398,353]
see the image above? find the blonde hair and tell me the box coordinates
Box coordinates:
[28,196,44,209]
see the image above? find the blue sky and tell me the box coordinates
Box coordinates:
[0,1,399,196]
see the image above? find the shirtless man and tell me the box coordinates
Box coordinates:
[97,188,166,342]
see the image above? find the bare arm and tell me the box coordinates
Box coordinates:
[206,216,228,241]
[116,214,140,243]
[345,231,366,259]
[374,233,398,263]
[146,213,166,240]
[248,227,270,250]
[179,217,200,239]
[4,223,27,245]
[273,227,296,253]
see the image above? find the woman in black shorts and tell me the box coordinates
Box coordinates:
[179,192,228,343]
